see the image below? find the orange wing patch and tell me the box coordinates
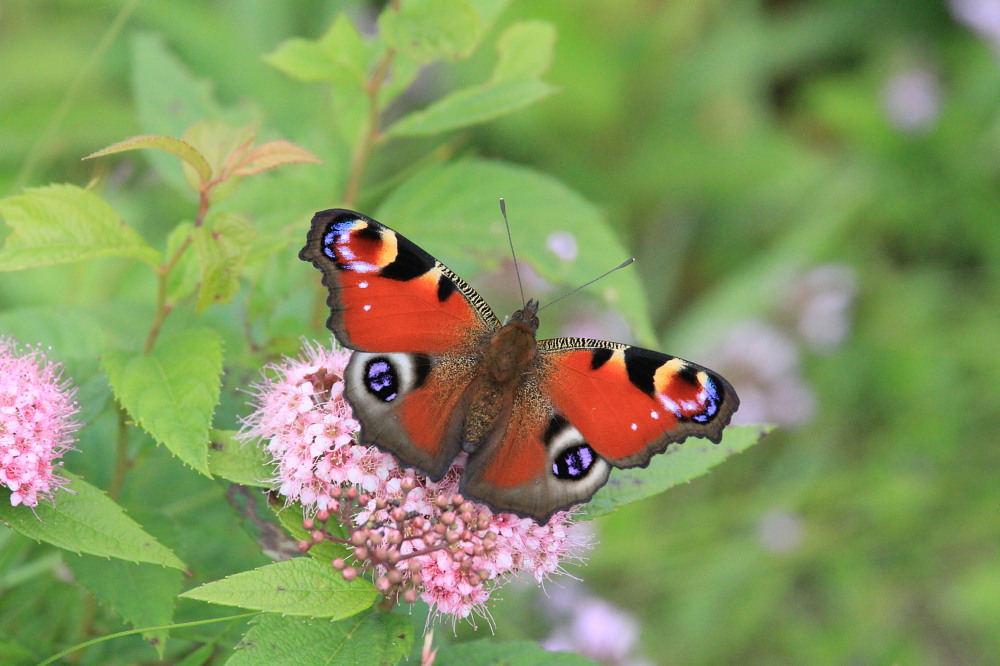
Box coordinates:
[542,349,677,460]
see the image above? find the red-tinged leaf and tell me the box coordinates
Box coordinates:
[232,140,323,176]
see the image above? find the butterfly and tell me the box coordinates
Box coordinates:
[300,209,739,523]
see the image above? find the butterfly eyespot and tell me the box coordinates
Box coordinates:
[552,443,599,480]
[364,357,400,402]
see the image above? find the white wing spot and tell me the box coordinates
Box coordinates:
[363,304,372,311]
[650,411,660,420]
[630,423,638,431]
[359,281,369,288]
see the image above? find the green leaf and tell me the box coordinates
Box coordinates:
[385,21,556,138]
[385,79,554,138]
[0,184,160,272]
[379,0,481,63]
[103,329,223,476]
[229,611,413,666]
[376,159,659,345]
[467,0,511,27]
[181,557,376,619]
[208,430,272,488]
[85,135,213,185]
[67,555,182,656]
[264,15,375,86]
[0,638,35,666]
[491,21,556,83]
[435,640,596,665]
[582,425,771,519]
[0,306,105,359]
[193,212,256,312]
[0,473,185,569]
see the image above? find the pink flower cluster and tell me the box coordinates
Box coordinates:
[0,338,78,507]
[240,341,591,621]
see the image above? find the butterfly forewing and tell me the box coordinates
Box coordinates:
[538,339,739,468]
[299,209,500,352]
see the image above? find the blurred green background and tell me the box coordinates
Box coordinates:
[3,0,1000,663]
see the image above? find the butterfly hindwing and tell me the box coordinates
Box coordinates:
[345,351,477,480]
[299,209,501,353]
[538,339,739,468]
[461,387,612,523]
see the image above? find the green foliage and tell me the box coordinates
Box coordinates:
[0,473,184,570]
[229,612,413,666]
[182,558,377,619]
[0,184,159,271]
[103,329,223,476]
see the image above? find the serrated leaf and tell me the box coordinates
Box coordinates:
[0,184,160,271]
[435,640,596,666]
[85,135,213,185]
[385,78,554,137]
[103,329,223,476]
[67,555,182,656]
[582,425,771,519]
[375,159,659,344]
[0,473,185,569]
[229,611,413,666]
[379,0,481,63]
[193,212,256,312]
[182,557,376,619]
[233,140,322,176]
[208,430,271,488]
[491,21,556,83]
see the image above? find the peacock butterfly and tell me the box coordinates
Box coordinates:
[300,209,739,523]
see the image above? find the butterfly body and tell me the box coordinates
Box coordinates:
[301,209,739,523]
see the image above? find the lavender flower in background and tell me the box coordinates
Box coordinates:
[239,342,592,623]
[541,581,651,666]
[702,264,856,427]
[781,263,857,353]
[757,507,805,555]
[546,230,579,261]
[708,319,817,427]
[882,66,942,133]
[951,0,1000,52]
[0,337,79,508]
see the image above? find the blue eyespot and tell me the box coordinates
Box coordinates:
[552,444,597,480]
[365,358,398,402]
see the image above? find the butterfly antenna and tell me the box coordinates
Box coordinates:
[500,198,527,308]
[538,257,636,313]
